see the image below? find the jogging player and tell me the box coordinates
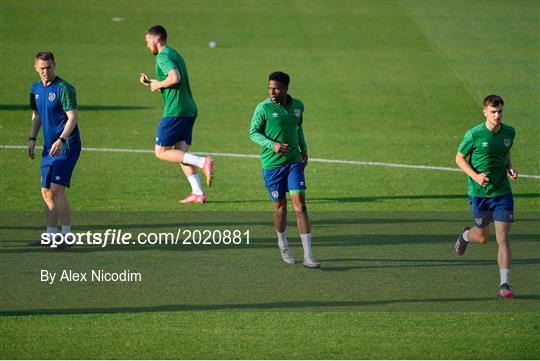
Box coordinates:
[454,94,518,298]
[140,25,213,203]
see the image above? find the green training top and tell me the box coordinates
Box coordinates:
[155,46,197,117]
[249,95,307,169]
[458,122,515,198]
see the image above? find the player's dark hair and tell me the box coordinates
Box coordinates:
[35,51,55,64]
[483,94,504,107]
[269,71,290,86]
[147,25,167,41]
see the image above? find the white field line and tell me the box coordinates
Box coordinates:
[2,144,539,179]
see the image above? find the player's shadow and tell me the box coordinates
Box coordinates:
[0,216,469,231]
[309,193,540,204]
[2,295,540,316]
[0,104,151,111]
[318,257,540,272]
[208,193,540,204]
[2,233,538,254]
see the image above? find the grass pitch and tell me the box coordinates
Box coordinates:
[1,0,539,359]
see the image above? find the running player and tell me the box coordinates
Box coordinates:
[454,95,518,298]
[140,25,213,204]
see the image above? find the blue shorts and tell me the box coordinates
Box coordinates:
[262,162,306,202]
[156,116,196,147]
[40,148,80,188]
[469,194,514,228]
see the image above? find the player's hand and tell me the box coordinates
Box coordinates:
[301,152,308,168]
[273,142,290,155]
[28,140,36,159]
[139,73,150,86]
[49,139,63,156]
[150,80,161,92]
[508,167,518,181]
[474,173,490,187]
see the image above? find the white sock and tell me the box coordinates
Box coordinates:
[187,174,204,195]
[300,233,313,259]
[61,225,71,234]
[47,226,57,234]
[463,230,470,242]
[500,268,511,285]
[183,153,205,168]
[277,231,288,250]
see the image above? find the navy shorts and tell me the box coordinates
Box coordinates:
[469,194,514,228]
[262,162,306,202]
[40,148,80,188]
[156,116,196,147]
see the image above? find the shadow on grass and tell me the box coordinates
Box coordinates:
[2,295,539,317]
[319,257,540,272]
[0,216,472,231]
[7,209,537,232]
[0,104,151,111]
[1,233,539,254]
[209,193,540,204]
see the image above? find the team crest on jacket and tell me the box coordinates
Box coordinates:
[294,109,301,119]
[504,139,512,148]
[48,92,56,102]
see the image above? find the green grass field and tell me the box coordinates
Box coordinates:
[1,0,539,359]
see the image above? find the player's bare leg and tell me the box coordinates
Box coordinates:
[291,192,320,269]
[155,144,185,163]
[291,192,310,234]
[37,185,70,249]
[175,141,196,177]
[273,199,287,233]
[155,145,213,186]
[273,199,294,264]
[50,184,71,227]
[175,141,206,204]
[41,187,58,228]
[466,227,490,244]
[30,187,59,247]
[455,226,489,255]
[494,221,512,268]
[494,221,514,298]
[50,183,72,249]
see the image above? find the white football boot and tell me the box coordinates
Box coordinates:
[303,256,321,269]
[279,247,296,265]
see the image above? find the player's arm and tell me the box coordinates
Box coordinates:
[455,152,489,187]
[249,106,289,155]
[50,82,78,156]
[139,73,151,86]
[50,110,78,156]
[28,91,40,159]
[150,68,180,92]
[507,150,518,180]
[298,124,308,167]
[456,130,489,187]
[28,110,41,160]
